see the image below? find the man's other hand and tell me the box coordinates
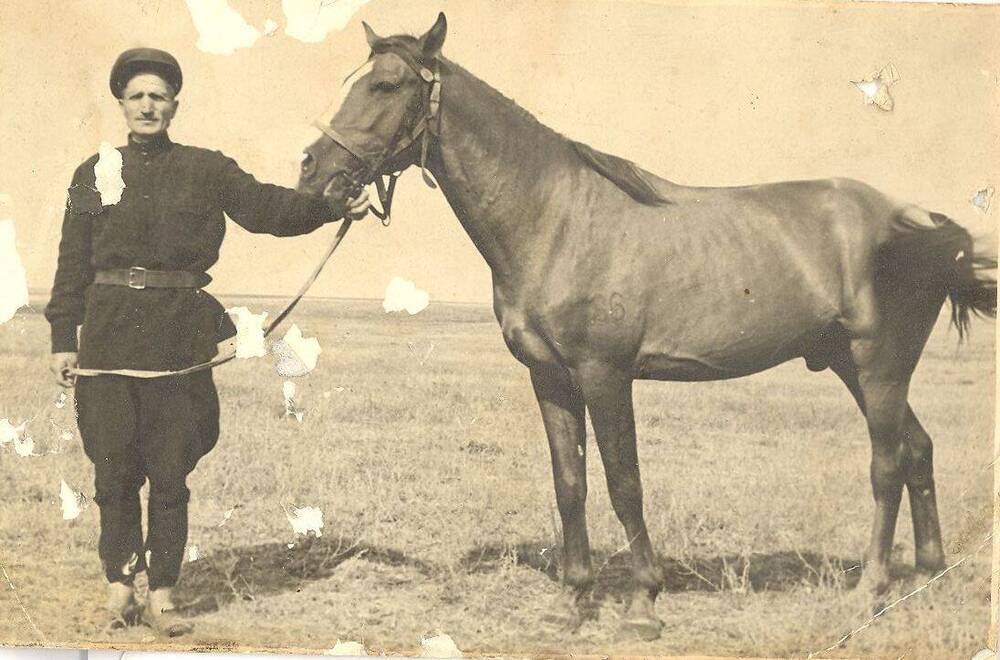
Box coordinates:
[52,352,78,388]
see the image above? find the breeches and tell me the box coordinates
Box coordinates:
[75,371,219,589]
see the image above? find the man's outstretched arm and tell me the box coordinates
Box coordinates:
[217,153,370,236]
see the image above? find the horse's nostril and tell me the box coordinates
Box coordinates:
[300,152,316,179]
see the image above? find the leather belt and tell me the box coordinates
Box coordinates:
[93,267,211,290]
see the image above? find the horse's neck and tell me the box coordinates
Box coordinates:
[428,62,575,281]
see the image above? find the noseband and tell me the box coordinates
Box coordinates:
[312,48,441,225]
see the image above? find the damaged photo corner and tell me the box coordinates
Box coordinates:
[0,0,997,658]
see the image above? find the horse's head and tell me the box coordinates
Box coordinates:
[297,13,447,205]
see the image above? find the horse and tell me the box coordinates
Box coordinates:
[296,13,996,640]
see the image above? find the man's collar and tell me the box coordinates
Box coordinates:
[127,132,172,154]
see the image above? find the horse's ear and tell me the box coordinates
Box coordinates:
[362,21,382,48]
[419,12,447,58]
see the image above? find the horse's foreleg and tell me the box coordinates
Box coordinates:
[576,362,663,640]
[530,367,592,605]
[902,406,945,573]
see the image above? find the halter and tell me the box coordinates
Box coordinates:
[312,47,441,225]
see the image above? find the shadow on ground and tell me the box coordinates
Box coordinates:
[175,534,436,615]
[176,535,873,616]
[461,542,869,598]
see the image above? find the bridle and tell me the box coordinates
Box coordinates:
[312,46,441,225]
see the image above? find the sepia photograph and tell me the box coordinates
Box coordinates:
[0,0,997,657]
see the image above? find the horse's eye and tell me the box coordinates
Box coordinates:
[374,80,400,93]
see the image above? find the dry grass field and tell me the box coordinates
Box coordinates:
[0,297,994,658]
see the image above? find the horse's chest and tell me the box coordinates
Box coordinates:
[493,300,560,368]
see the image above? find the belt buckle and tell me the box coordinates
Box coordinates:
[127,266,147,289]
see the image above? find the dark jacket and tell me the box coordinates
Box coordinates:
[45,132,335,371]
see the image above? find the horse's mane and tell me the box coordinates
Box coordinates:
[375,36,673,207]
[570,142,673,207]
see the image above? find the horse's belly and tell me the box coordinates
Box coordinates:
[635,345,798,381]
[634,315,832,382]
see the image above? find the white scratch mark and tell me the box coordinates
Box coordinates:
[851,63,900,112]
[286,505,324,537]
[273,323,322,376]
[5,419,36,457]
[263,18,280,36]
[54,392,67,409]
[218,506,237,527]
[226,306,268,358]
[324,640,368,656]
[121,552,140,577]
[0,217,30,324]
[188,545,201,562]
[0,563,48,644]
[808,532,992,658]
[283,0,370,43]
[59,480,87,520]
[420,633,463,658]
[94,142,125,205]
[0,418,22,447]
[184,0,261,55]
[283,380,305,422]
[407,342,435,365]
[383,276,430,315]
[971,186,994,214]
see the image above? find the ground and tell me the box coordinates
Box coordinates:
[0,297,994,658]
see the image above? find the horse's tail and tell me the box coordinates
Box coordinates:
[882,209,996,340]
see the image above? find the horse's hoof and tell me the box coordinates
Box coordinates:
[914,558,946,579]
[621,615,664,641]
[541,609,583,633]
[541,593,586,633]
[856,566,890,597]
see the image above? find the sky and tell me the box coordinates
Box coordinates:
[1,0,997,304]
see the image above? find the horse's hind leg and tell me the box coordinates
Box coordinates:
[829,339,910,593]
[902,405,945,572]
[575,361,663,640]
[530,367,592,624]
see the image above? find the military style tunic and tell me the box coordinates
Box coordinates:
[45,132,333,370]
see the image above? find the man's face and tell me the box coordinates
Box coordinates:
[118,73,178,139]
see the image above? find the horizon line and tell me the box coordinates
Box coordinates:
[25,288,490,307]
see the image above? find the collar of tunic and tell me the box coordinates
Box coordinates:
[127,131,173,155]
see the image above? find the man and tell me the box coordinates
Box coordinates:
[44,48,369,636]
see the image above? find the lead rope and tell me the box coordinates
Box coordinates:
[68,218,354,380]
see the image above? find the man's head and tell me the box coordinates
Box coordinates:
[110,48,182,140]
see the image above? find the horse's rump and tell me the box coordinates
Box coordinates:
[880,207,997,337]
